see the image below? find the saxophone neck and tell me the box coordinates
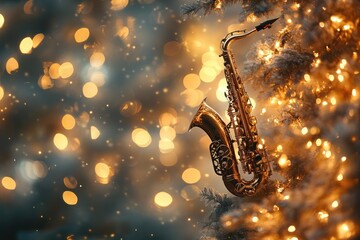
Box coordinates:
[221,28,256,52]
[220,17,279,52]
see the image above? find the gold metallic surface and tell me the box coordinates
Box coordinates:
[189,19,278,197]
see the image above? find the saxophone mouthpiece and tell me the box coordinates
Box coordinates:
[255,17,279,31]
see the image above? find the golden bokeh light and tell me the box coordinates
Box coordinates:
[249,97,256,109]
[183,73,201,89]
[182,168,201,184]
[317,210,329,223]
[117,26,129,39]
[0,14,4,28]
[49,63,61,79]
[58,62,74,78]
[173,116,189,134]
[159,151,178,167]
[202,51,218,64]
[90,71,106,86]
[62,114,76,130]
[24,0,33,14]
[159,139,174,153]
[90,52,105,68]
[74,27,90,43]
[91,126,100,140]
[331,200,339,208]
[63,176,78,189]
[337,221,355,239]
[32,33,44,48]
[95,162,110,179]
[278,154,291,168]
[159,112,177,126]
[181,89,204,108]
[337,173,343,181]
[288,225,296,232]
[53,133,68,150]
[6,57,19,74]
[82,82,98,98]
[38,75,53,90]
[132,128,152,148]
[62,191,78,205]
[0,86,4,101]
[199,66,217,83]
[1,176,16,190]
[31,161,48,179]
[159,126,176,140]
[202,51,222,72]
[301,127,308,135]
[154,191,173,207]
[19,37,33,54]
[216,78,227,102]
[111,0,129,11]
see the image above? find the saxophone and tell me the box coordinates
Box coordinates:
[189,18,278,197]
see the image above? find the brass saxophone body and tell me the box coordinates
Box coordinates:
[189,18,278,197]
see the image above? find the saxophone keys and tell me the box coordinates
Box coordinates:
[249,116,257,126]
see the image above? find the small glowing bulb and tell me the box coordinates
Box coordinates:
[341,156,347,162]
[330,97,337,105]
[330,15,343,23]
[343,24,351,30]
[352,89,357,97]
[317,210,329,223]
[337,174,343,181]
[338,75,344,82]
[301,127,308,135]
[252,216,259,223]
[328,74,335,81]
[278,154,290,168]
[304,74,311,82]
[288,225,296,232]
[337,221,355,239]
[331,200,339,208]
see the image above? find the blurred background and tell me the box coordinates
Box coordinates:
[1,0,359,240]
[0,0,248,239]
